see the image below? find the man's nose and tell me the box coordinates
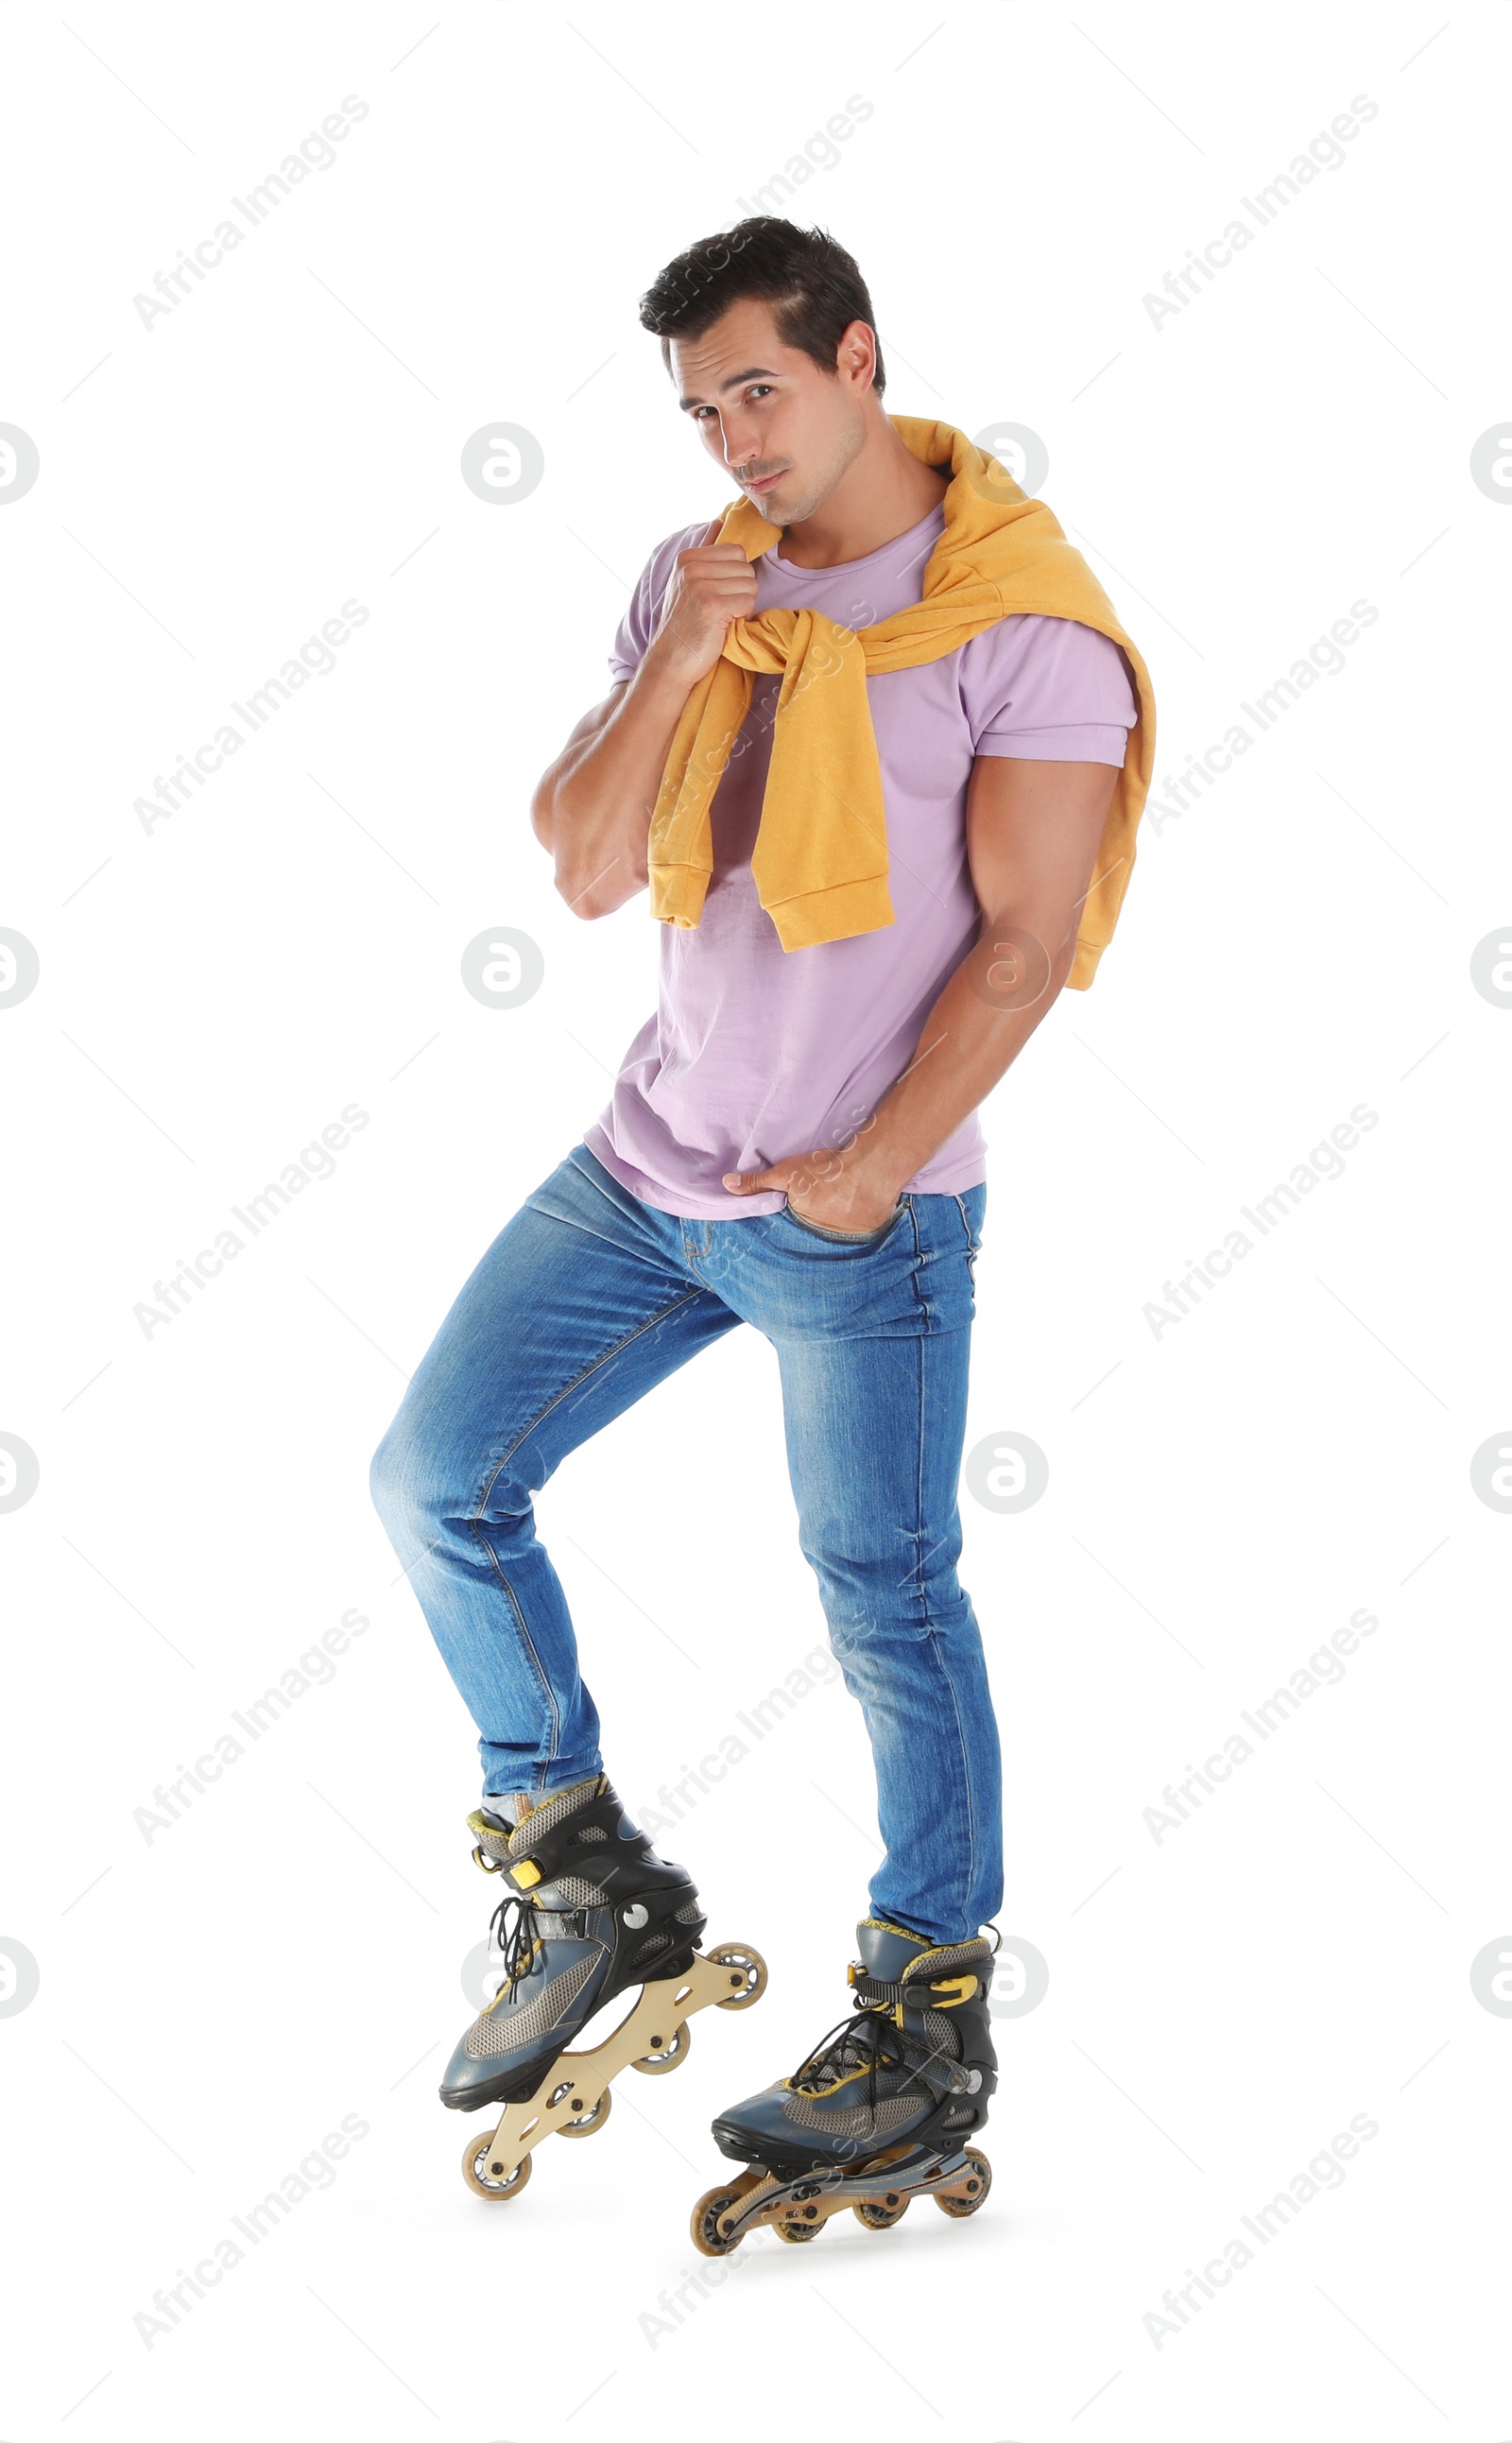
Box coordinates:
[720,415,760,470]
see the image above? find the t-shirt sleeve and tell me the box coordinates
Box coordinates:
[966,613,1138,766]
[607,521,710,685]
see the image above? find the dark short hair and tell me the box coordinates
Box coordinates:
[639,217,885,397]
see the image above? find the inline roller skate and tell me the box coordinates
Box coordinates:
[443,1773,765,2200]
[691,1917,995,2250]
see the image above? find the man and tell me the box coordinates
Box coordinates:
[370,217,1153,2225]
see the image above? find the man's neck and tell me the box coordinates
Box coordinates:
[775,414,949,570]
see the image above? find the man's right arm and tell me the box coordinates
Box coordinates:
[529,518,758,920]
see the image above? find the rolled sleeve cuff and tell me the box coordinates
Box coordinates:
[974,721,1131,766]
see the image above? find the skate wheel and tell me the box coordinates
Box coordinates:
[690,2182,748,2258]
[774,2211,823,2243]
[558,2087,612,2138]
[708,1942,767,2009]
[853,2192,910,2229]
[460,2132,534,2202]
[934,2146,991,2218]
[629,2018,690,2074]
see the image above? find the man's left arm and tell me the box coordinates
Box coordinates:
[722,755,1120,1230]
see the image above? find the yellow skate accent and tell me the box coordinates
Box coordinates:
[467,1778,606,1870]
[780,2059,875,2101]
[929,1973,978,2005]
[462,1942,766,2197]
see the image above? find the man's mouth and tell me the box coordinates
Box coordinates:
[741,470,785,496]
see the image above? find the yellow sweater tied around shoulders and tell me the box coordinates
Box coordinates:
[645,416,1156,988]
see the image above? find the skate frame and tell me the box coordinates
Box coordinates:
[715,2141,985,2241]
[475,1950,752,2180]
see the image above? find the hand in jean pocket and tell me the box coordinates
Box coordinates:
[721,1141,905,1235]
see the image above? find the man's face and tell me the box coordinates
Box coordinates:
[669,296,869,525]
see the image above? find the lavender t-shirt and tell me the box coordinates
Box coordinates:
[583,501,1137,1220]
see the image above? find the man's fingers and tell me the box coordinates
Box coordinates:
[703,513,726,545]
[679,534,747,565]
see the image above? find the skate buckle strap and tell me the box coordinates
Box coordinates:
[471,1843,545,1890]
[472,1842,541,1884]
[494,1780,662,1902]
[849,1968,980,2009]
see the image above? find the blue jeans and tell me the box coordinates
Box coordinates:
[370,1144,999,1945]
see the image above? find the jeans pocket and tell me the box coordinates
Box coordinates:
[780,1197,907,1247]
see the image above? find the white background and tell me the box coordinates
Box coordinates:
[2,3,1507,2435]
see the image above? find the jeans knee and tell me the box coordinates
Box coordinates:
[370,1402,533,1562]
[369,1413,414,1537]
[369,1402,456,1549]
[803,1528,960,1619]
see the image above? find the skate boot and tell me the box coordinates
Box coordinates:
[444,1774,766,2201]
[690,1917,996,2251]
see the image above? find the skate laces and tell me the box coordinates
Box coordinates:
[790,2004,902,2100]
[791,1979,965,2102]
[488,1891,588,2000]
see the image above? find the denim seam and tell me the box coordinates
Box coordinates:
[903,1196,935,1331]
[910,1333,976,1934]
[953,1192,978,1285]
[918,1628,981,1935]
[459,1283,713,1774]
[467,1536,563,1766]
[469,1285,711,1517]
